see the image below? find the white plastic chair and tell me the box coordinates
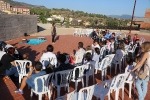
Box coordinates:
[40,57,57,69]
[55,90,76,100]
[128,44,137,59]
[85,62,95,87]
[124,66,135,98]
[110,73,129,100]
[78,85,95,100]
[30,73,54,100]
[71,65,85,90]
[53,69,73,97]
[14,60,32,86]
[94,81,111,100]
[95,57,109,81]
[99,46,106,60]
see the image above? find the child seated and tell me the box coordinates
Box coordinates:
[14,62,46,94]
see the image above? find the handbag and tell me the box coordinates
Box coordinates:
[134,62,149,80]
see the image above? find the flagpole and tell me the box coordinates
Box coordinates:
[129,0,137,34]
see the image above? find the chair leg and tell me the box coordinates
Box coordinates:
[67,84,70,92]
[115,89,119,100]
[57,86,60,97]
[115,64,117,74]
[82,78,84,88]
[75,80,78,90]
[122,86,124,100]
[38,94,42,100]
[93,75,95,84]
[30,90,33,100]
[48,91,51,100]
[129,83,132,98]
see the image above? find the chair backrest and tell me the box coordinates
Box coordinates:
[99,57,109,70]
[85,61,95,76]
[78,85,95,100]
[100,46,106,58]
[34,73,54,93]
[110,73,128,90]
[54,69,73,86]
[72,65,86,80]
[14,60,32,74]
[55,90,76,100]
[132,44,137,52]
[40,57,56,69]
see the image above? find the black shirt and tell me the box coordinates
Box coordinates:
[0,54,15,74]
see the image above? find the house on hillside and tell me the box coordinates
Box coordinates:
[134,8,150,29]
[10,6,30,15]
[0,1,10,11]
[71,20,78,25]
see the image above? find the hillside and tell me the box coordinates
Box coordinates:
[2,0,46,8]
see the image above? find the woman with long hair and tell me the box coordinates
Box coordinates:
[51,22,56,44]
[130,41,150,100]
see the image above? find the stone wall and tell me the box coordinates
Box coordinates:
[0,14,37,41]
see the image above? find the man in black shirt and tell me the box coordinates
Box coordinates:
[0,47,18,78]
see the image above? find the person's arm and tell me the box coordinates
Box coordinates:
[27,67,34,78]
[132,52,148,72]
[10,61,16,67]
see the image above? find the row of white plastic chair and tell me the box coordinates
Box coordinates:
[55,71,134,100]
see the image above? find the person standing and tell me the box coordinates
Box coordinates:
[51,22,56,44]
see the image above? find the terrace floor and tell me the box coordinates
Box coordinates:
[1,34,150,100]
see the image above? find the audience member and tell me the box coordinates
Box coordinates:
[0,47,18,79]
[92,48,100,62]
[14,62,46,94]
[104,30,111,39]
[40,45,57,68]
[92,39,100,50]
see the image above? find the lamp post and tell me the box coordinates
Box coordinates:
[129,0,137,34]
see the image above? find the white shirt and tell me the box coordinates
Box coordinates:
[92,44,100,50]
[40,52,57,66]
[75,48,85,64]
[0,51,6,60]
[92,53,100,62]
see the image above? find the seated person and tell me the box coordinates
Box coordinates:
[91,39,100,50]
[92,48,100,62]
[70,42,85,65]
[54,54,74,72]
[0,47,18,79]
[104,30,111,39]
[85,46,92,55]
[40,45,57,68]
[14,62,46,94]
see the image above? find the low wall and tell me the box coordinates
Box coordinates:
[0,14,37,41]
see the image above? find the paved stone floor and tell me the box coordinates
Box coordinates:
[0,34,150,100]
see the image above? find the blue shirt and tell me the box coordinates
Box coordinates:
[105,33,112,39]
[26,71,46,92]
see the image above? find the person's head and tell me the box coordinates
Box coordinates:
[46,45,54,52]
[86,46,92,51]
[112,33,115,37]
[78,42,83,48]
[7,47,15,55]
[52,22,56,26]
[126,58,133,65]
[118,41,125,50]
[135,56,141,63]
[34,61,42,71]
[140,42,150,52]
[23,53,29,60]
[57,54,66,64]
[93,39,99,45]
[94,48,100,55]
[134,34,138,38]
[110,38,115,42]
[106,39,110,43]
[85,52,92,62]
[127,35,132,41]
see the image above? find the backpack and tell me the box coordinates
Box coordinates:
[134,62,149,80]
